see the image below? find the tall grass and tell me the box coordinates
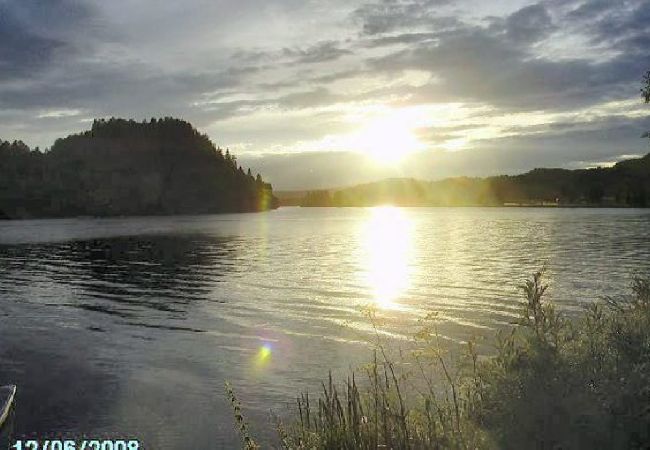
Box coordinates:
[227,271,650,449]
[225,381,260,450]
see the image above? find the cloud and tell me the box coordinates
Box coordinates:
[464,115,650,170]
[353,0,456,35]
[564,0,614,20]
[363,31,442,48]
[283,41,352,64]
[565,0,647,37]
[369,4,648,110]
[504,3,556,43]
[0,0,648,188]
[0,0,80,80]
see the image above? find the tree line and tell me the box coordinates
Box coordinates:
[300,153,650,208]
[0,117,278,219]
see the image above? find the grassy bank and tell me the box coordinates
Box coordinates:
[229,271,650,449]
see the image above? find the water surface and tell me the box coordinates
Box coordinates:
[1,207,649,448]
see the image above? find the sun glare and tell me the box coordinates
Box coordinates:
[254,343,272,368]
[360,206,414,309]
[348,109,427,164]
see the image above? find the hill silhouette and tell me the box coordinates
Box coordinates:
[298,153,650,207]
[0,118,278,219]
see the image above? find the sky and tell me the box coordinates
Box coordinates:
[1,0,649,190]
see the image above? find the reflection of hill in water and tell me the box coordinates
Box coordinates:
[0,234,248,446]
[0,340,119,439]
[0,235,240,323]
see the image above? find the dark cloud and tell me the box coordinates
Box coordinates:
[504,3,556,43]
[370,11,647,111]
[553,0,650,54]
[565,0,614,20]
[8,0,94,26]
[416,113,650,153]
[590,1,650,53]
[356,0,648,112]
[466,116,650,170]
[231,41,352,66]
[353,0,456,35]
[0,0,85,80]
[283,41,352,64]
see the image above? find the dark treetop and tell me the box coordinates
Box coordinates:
[0,118,278,219]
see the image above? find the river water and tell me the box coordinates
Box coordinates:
[1,207,649,448]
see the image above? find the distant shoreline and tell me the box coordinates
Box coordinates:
[280,152,650,208]
[286,204,647,209]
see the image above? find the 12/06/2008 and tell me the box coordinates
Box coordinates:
[12,440,141,450]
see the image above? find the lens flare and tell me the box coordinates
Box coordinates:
[255,343,272,367]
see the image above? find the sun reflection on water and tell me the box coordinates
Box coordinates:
[360,206,414,309]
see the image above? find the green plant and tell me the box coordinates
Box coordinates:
[225,381,260,450]
[229,271,650,449]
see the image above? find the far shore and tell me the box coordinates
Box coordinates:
[281,203,647,209]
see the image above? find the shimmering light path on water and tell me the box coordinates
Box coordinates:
[1,207,649,448]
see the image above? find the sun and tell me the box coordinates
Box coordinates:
[348,109,427,164]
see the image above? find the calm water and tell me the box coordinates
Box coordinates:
[1,207,649,448]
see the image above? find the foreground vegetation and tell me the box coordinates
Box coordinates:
[229,270,650,449]
[0,118,277,219]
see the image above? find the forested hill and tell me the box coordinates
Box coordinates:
[299,153,650,207]
[0,118,278,219]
